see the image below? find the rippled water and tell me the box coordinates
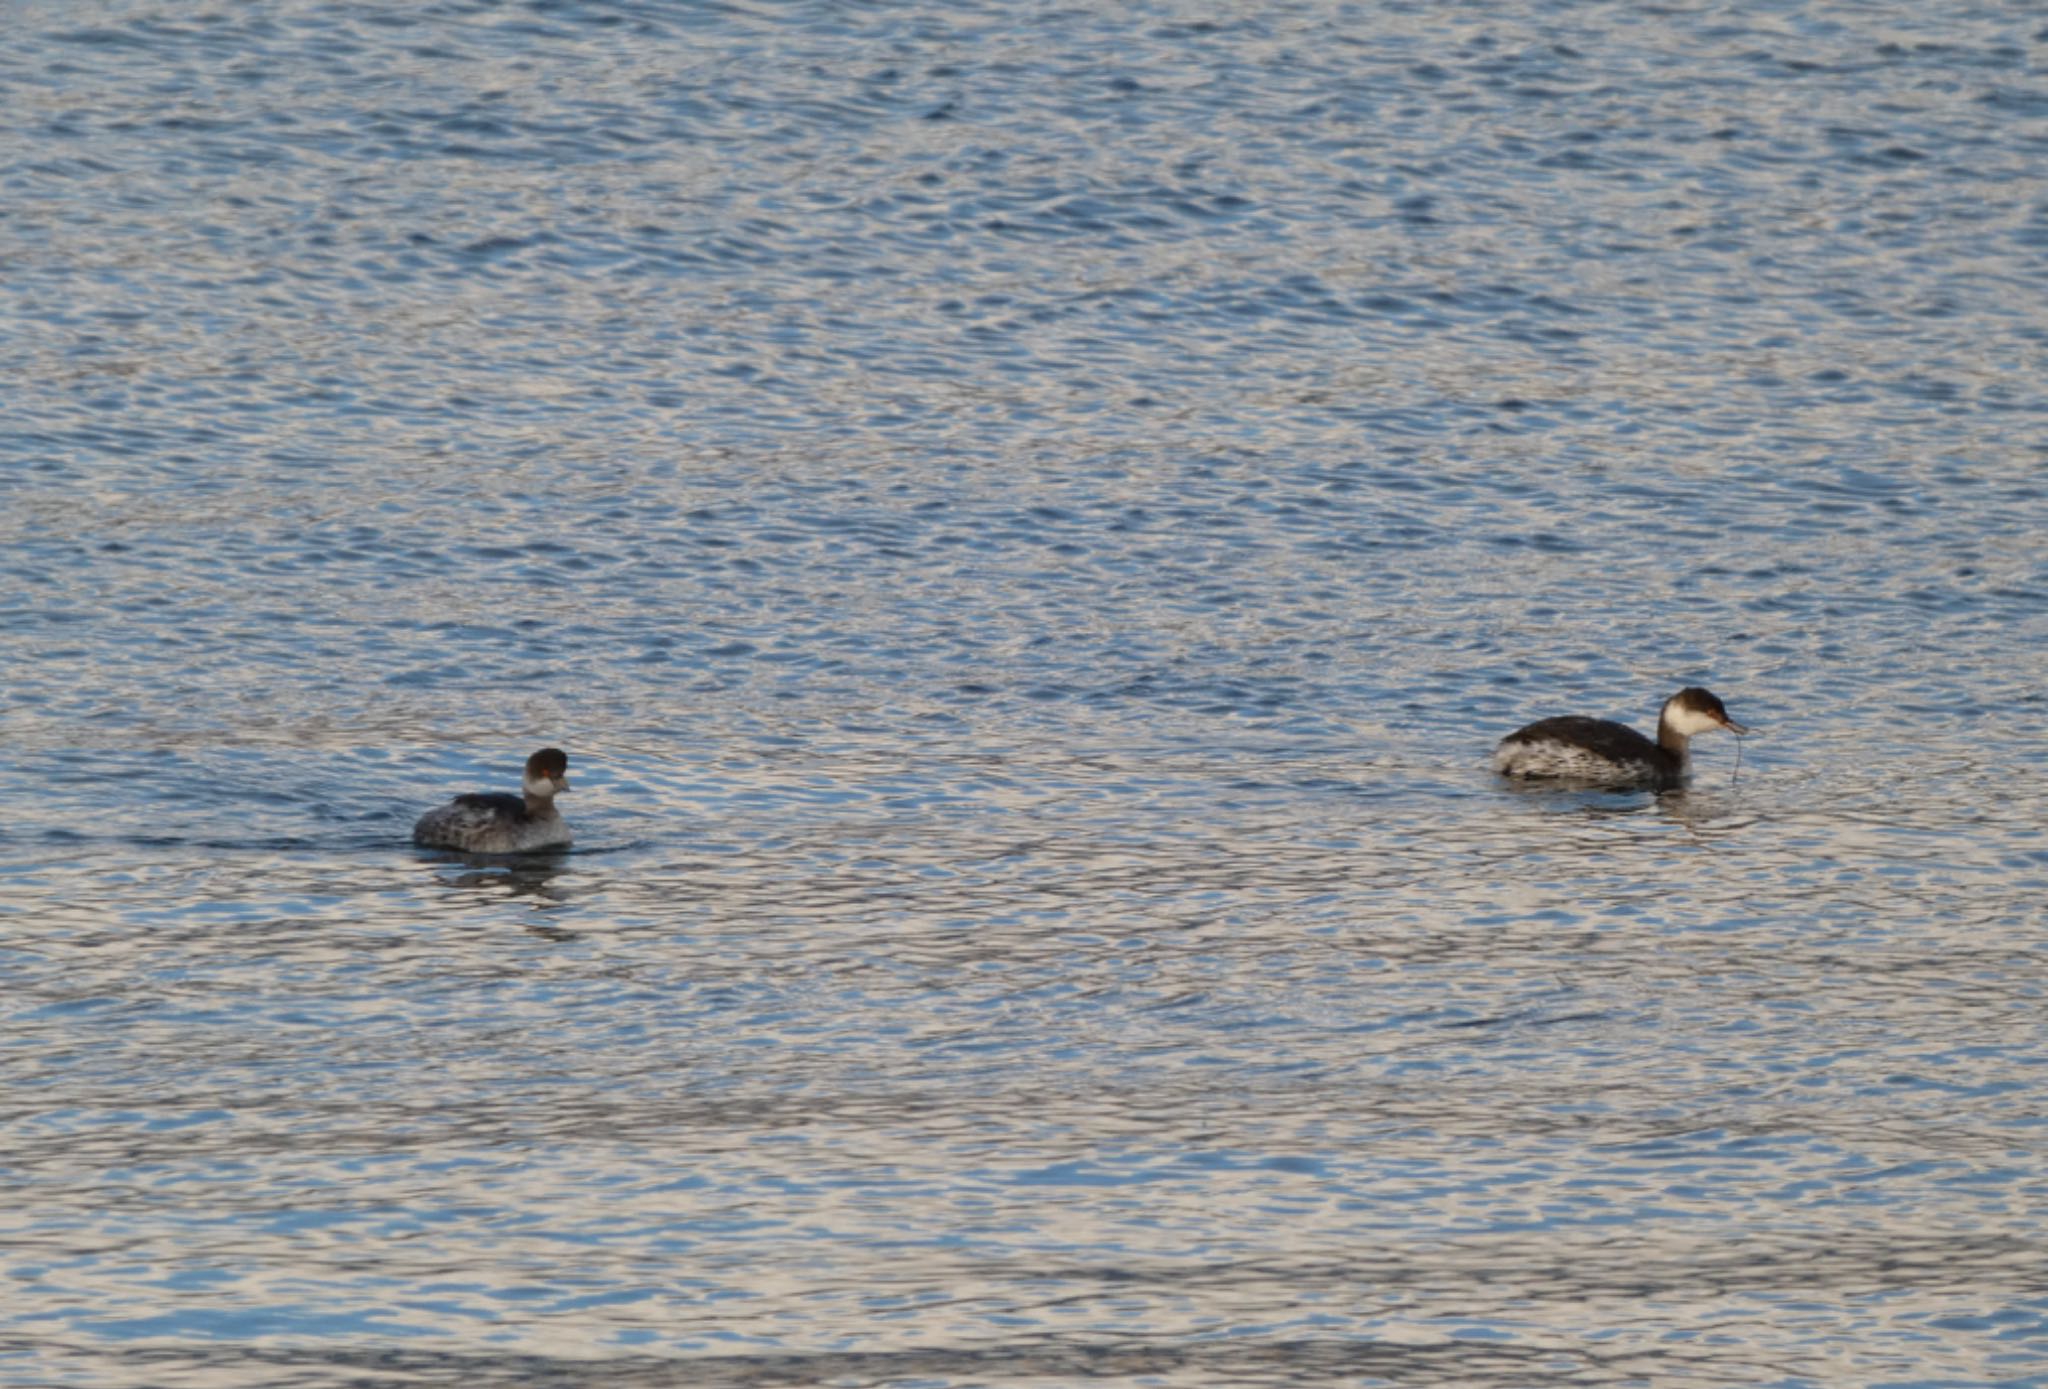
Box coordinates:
[5,2,2047,1386]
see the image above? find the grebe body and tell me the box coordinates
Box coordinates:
[1494,688,1747,789]
[413,748,572,853]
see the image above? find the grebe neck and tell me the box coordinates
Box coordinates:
[1655,712,1692,764]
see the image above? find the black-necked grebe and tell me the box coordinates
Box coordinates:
[413,748,571,853]
[1494,688,1749,789]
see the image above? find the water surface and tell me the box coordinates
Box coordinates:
[4,2,2047,1386]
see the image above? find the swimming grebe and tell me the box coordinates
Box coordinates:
[413,748,571,853]
[1494,688,1748,789]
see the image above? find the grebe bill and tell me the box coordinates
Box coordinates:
[413,748,572,853]
[1494,688,1748,788]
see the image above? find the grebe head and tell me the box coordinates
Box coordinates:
[522,747,570,800]
[1663,688,1749,738]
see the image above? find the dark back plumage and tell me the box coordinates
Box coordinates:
[1495,714,1684,786]
[1498,716,1659,763]
[452,791,532,824]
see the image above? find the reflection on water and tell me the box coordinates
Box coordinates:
[4,0,2047,1385]
[426,849,576,907]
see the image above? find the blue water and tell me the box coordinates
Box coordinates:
[4,2,2047,1386]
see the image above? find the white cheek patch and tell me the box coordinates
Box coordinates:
[524,776,560,798]
[1668,705,1728,737]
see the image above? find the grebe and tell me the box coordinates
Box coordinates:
[1494,688,1749,789]
[413,748,571,853]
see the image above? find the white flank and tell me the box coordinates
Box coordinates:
[1495,738,1658,783]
